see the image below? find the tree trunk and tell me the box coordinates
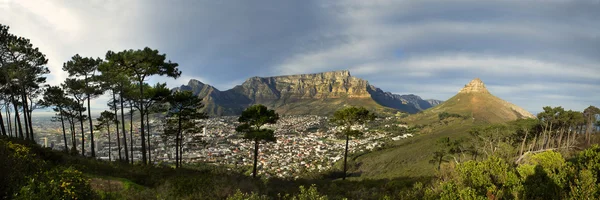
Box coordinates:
[176,114,181,168]
[565,127,571,149]
[27,96,34,139]
[112,92,122,161]
[107,123,111,161]
[586,116,593,145]
[0,107,6,136]
[119,91,128,162]
[572,127,578,148]
[519,129,529,156]
[139,82,147,165]
[179,134,183,168]
[438,156,443,170]
[23,93,34,140]
[11,95,23,139]
[69,116,76,153]
[129,104,134,164]
[6,105,12,137]
[146,111,151,165]
[343,134,350,180]
[557,128,564,149]
[21,95,30,141]
[85,76,96,157]
[78,107,86,156]
[253,139,259,178]
[59,108,68,152]
[546,121,554,149]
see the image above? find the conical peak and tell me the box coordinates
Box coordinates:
[459,78,489,94]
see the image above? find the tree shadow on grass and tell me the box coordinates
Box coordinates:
[523,165,561,200]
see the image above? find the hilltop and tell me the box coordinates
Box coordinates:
[407,78,535,125]
[349,78,535,179]
[175,70,442,116]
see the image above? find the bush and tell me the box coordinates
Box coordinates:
[228,185,328,200]
[0,138,47,198]
[15,167,97,200]
[568,169,598,199]
[438,112,463,121]
[573,145,600,182]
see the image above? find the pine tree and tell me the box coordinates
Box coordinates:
[164,91,207,168]
[330,106,375,180]
[106,48,180,165]
[63,54,103,157]
[235,104,279,178]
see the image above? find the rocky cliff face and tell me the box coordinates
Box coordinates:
[232,70,372,101]
[458,78,490,94]
[175,70,439,116]
[426,99,444,107]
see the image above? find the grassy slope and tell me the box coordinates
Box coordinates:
[412,92,529,124]
[351,91,533,179]
[351,118,474,179]
[0,137,430,199]
[265,97,399,116]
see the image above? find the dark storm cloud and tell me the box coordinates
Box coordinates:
[141,0,343,89]
[2,0,599,112]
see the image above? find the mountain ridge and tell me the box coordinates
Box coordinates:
[174,70,442,116]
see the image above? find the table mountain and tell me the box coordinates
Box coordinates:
[174,70,441,116]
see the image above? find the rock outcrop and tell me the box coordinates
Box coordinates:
[426,99,444,107]
[175,70,440,116]
[458,78,489,94]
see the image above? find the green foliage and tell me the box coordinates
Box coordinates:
[568,169,598,199]
[236,104,279,178]
[228,185,328,200]
[289,185,329,200]
[455,157,521,199]
[236,104,279,142]
[426,148,600,200]
[96,111,116,128]
[330,106,376,129]
[468,123,519,160]
[227,190,269,200]
[518,151,568,186]
[0,138,46,197]
[15,167,97,200]
[438,112,464,121]
[438,182,486,200]
[573,145,600,183]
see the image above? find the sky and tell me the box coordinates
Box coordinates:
[1,0,599,115]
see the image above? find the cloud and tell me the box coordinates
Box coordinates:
[2,0,599,113]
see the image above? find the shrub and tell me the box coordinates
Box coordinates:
[0,139,47,198]
[15,167,97,200]
[438,112,463,121]
[573,145,600,182]
[568,169,598,199]
[228,185,328,200]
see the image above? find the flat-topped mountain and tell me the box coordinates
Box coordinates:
[409,78,535,124]
[175,70,442,116]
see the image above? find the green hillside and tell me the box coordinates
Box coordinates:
[407,78,535,125]
[0,137,428,199]
[350,78,536,179]
[351,118,474,179]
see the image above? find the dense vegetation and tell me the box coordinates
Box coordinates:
[3,132,600,199]
[2,23,600,199]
